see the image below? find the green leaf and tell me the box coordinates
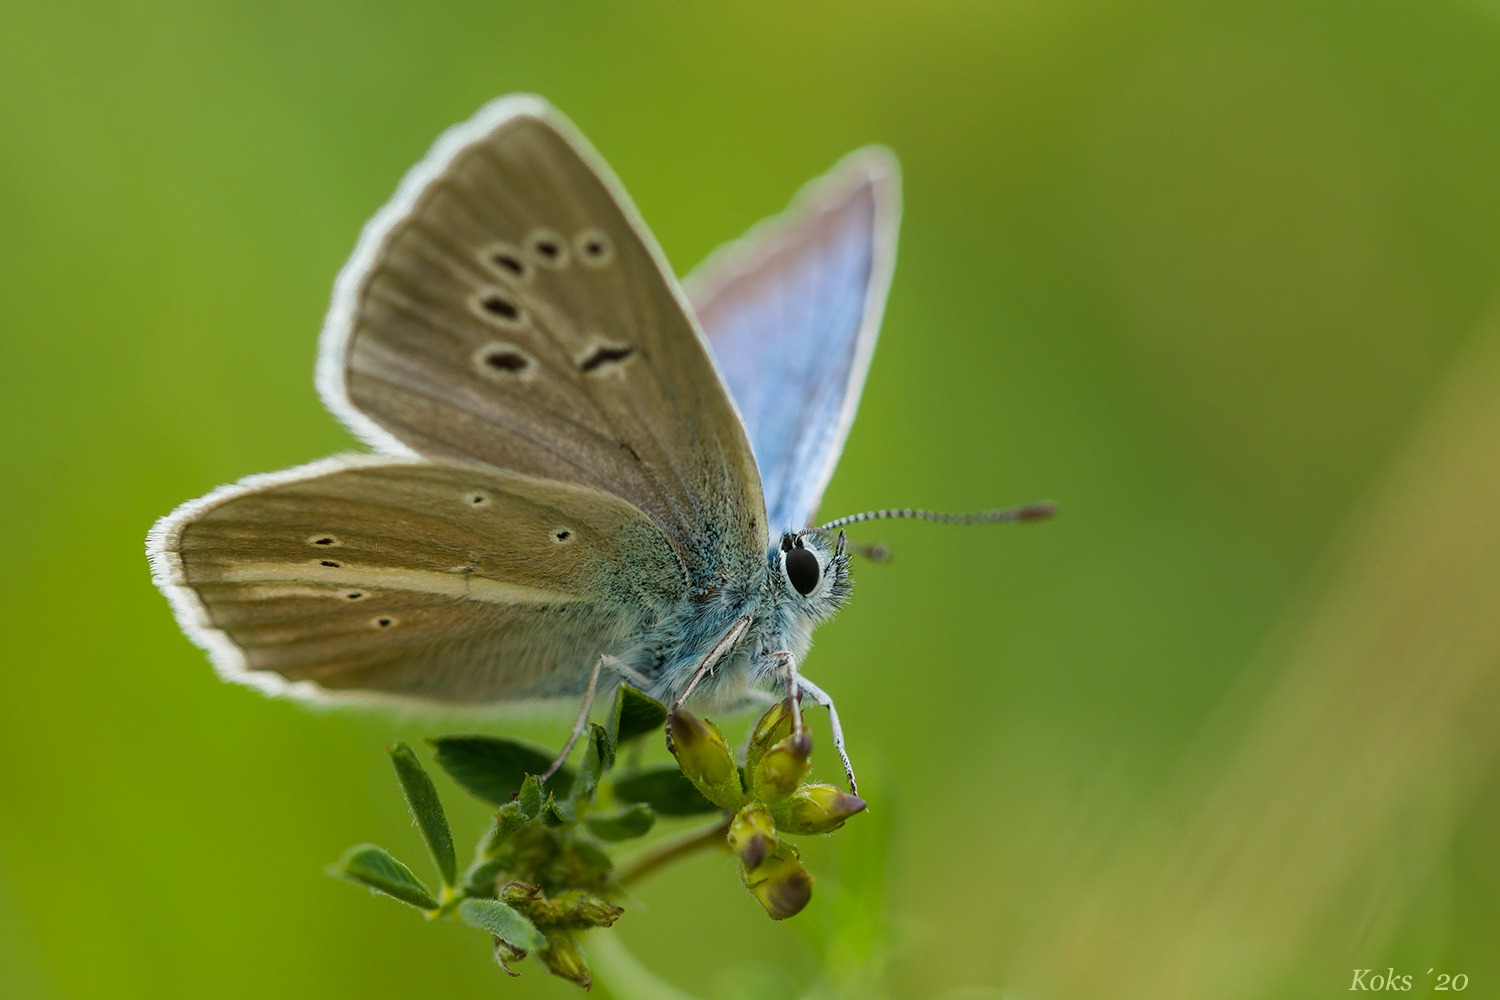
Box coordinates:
[458,897,547,953]
[388,741,456,887]
[609,685,668,746]
[567,724,610,813]
[584,803,656,841]
[332,844,439,910]
[612,764,720,816]
[426,735,573,806]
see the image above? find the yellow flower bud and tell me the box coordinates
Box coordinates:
[745,697,795,776]
[728,802,778,873]
[752,731,811,803]
[744,842,814,920]
[775,782,866,835]
[668,709,744,808]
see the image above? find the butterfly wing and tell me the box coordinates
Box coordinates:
[684,148,900,534]
[318,95,767,580]
[147,456,688,705]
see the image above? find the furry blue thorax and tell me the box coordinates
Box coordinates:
[620,531,851,710]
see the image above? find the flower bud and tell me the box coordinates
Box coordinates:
[728,802,778,873]
[668,709,743,808]
[745,698,795,776]
[553,889,624,929]
[481,800,530,856]
[537,932,591,989]
[775,783,867,835]
[744,842,814,920]
[515,774,544,818]
[492,936,525,977]
[498,880,542,907]
[752,731,811,803]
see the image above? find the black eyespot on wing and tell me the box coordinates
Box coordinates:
[785,546,820,596]
[480,242,530,281]
[483,349,528,373]
[526,230,569,268]
[321,560,340,568]
[376,618,393,628]
[554,529,572,542]
[490,251,524,276]
[580,344,635,373]
[469,288,526,330]
[480,293,520,320]
[575,229,614,266]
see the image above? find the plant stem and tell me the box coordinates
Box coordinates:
[615,814,732,888]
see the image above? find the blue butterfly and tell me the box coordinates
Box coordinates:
[147,95,1050,789]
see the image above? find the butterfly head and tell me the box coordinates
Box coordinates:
[775,530,851,620]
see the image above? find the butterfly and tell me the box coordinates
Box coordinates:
[147,94,1052,791]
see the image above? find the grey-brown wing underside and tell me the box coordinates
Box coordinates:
[147,456,687,706]
[317,95,768,580]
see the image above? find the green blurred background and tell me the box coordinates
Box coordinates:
[5,1,1500,997]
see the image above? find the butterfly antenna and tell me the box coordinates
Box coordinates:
[810,500,1057,535]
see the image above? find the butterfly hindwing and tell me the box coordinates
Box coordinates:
[149,456,687,704]
[685,148,900,534]
[318,95,768,579]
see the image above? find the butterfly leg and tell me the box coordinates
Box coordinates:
[766,650,804,734]
[538,652,613,784]
[665,616,752,752]
[606,658,654,690]
[795,675,858,795]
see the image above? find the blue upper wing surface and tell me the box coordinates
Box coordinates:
[684,149,901,534]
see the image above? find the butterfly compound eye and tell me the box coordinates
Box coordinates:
[785,545,820,596]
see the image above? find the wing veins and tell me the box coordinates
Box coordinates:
[356,371,636,485]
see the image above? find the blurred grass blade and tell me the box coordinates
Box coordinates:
[612,764,720,816]
[803,772,895,997]
[1018,310,1500,999]
[585,803,657,841]
[458,897,547,953]
[609,685,668,746]
[388,741,456,888]
[332,844,438,911]
[426,735,573,805]
[588,931,707,1000]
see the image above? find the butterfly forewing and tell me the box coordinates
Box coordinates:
[686,148,900,533]
[153,457,687,704]
[321,97,767,578]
